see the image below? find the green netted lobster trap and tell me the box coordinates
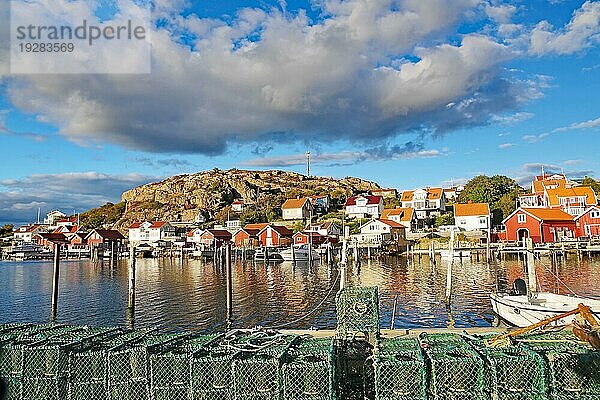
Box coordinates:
[374,337,425,400]
[336,286,379,339]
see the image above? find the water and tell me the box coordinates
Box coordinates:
[1,255,599,332]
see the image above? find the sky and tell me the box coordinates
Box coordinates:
[0,0,599,225]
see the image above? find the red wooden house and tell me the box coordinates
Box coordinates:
[502,207,575,243]
[198,229,232,247]
[232,228,261,248]
[574,206,600,238]
[33,233,69,250]
[85,229,126,248]
[292,231,328,246]
[257,225,293,247]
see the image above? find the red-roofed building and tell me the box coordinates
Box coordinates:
[574,206,600,238]
[257,225,293,247]
[344,195,384,219]
[502,207,576,243]
[401,188,446,222]
[454,203,491,232]
[281,197,313,220]
[85,229,126,248]
[232,228,261,248]
[292,231,330,246]
[32,233,69,250]
[13,224,47,243]
[381,208,416,232]
[128,221,176,244]
[197,229,232,247]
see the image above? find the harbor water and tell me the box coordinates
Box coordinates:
[1,255,599,332]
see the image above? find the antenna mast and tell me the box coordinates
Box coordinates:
[306,151,311,177]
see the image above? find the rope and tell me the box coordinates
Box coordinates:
[529,250,578,296]
[262,268,341,330]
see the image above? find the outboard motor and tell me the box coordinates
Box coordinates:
[512,278,527,295]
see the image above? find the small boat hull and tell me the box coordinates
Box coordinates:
[280,246,320,262]
[490,292,600,327]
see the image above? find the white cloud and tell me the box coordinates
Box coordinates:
[2,0,544,155]
[485,4,517,24]
[553,116,600,132]
[530,1,600,55]
[498,142,516,149]
[492,111,534,124]
[0,172,158,225]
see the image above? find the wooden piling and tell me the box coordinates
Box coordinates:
[226,243,233,326]
[128,245,136,310]
[526,238,536,300]
[50,243,61,321]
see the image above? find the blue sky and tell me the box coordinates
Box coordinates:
[0,0,599,225]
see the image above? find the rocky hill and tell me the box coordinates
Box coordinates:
[109,168,380,230]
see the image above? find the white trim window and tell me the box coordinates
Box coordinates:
[590,210,600,219]
[517,214,526,223]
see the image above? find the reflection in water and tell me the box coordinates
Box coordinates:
[1,255,599,332]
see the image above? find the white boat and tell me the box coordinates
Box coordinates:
[490,291,600,327]
[279,245,320,262]
[439,249,471,258]
[490,238,600,327]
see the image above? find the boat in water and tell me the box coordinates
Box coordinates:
[253,247,283,262]
[490,238,600,327]
[279,244,320,262]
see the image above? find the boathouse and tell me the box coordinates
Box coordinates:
[232,228,261,248]
[502,207,576,243]
[574,206,600,238]
[257,225,293,247]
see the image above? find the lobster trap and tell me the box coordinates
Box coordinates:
[374,337,425,400]
[281,336,335,400]
[419,333,485,400]
[334,336,375,400]
[336,286,379,340]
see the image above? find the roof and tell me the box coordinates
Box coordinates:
[233,228,261,238]
[345,195,383,206]
[454,203,490,217]
[381,207,414,222]
[520,208,574,222]
[293,231,325,238]
[545,186,597,207]
[207,229,232,239]
[282,197,311,210]
[401,188,443,201]
[244,223,271,231]
[377,219,405,228]
[86,229,125,240]
[16,224,44,233]
[258,224,293,237]
[128,222,143,229]
[574,206,600,220]
[36,233,69,243]
[57,216,78,223]
[149,221,169,228]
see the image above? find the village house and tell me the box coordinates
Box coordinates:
[380,208,416,232]
[281,197,313,220]
[309,195,330,214]
[32,233,69,251]
[44,210,67,226]
[231,200,245,212]
[186,228,205,245]
[371,188,398,199]
[352,219,407,245]
[225,220,241,232]
[401,188,446,222]
[232,227,262,248]
[502,207,576,243]
[574,206,600,238]
[197,229,232,247]
[453,203,491,232]
[68,232,89,252]
[128,221,177,244]
[13,224,47,243]
[344,195,384,219]
[53,225,84,234]
[292,231,329,246]
[257,225,293,247]
[85,229,126,249]
[55,216,78,228]
[305,221,342,237]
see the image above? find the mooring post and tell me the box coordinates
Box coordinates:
[226,243,233,327]
[128,245,136,310]
[445,231,454,306]
[526,238,537,300]
[50,243,61,321]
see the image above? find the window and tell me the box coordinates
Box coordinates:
[518,214,526,223]
[479,217,487,225]
[591,211,600,219]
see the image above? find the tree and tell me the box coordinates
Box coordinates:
[239,208,268,225]
[458,175,522,224]
[0,224,14,237]
[383,197,401,208]
[79,202,126,229]
[435,213,454,227]
[582,177,600,196]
